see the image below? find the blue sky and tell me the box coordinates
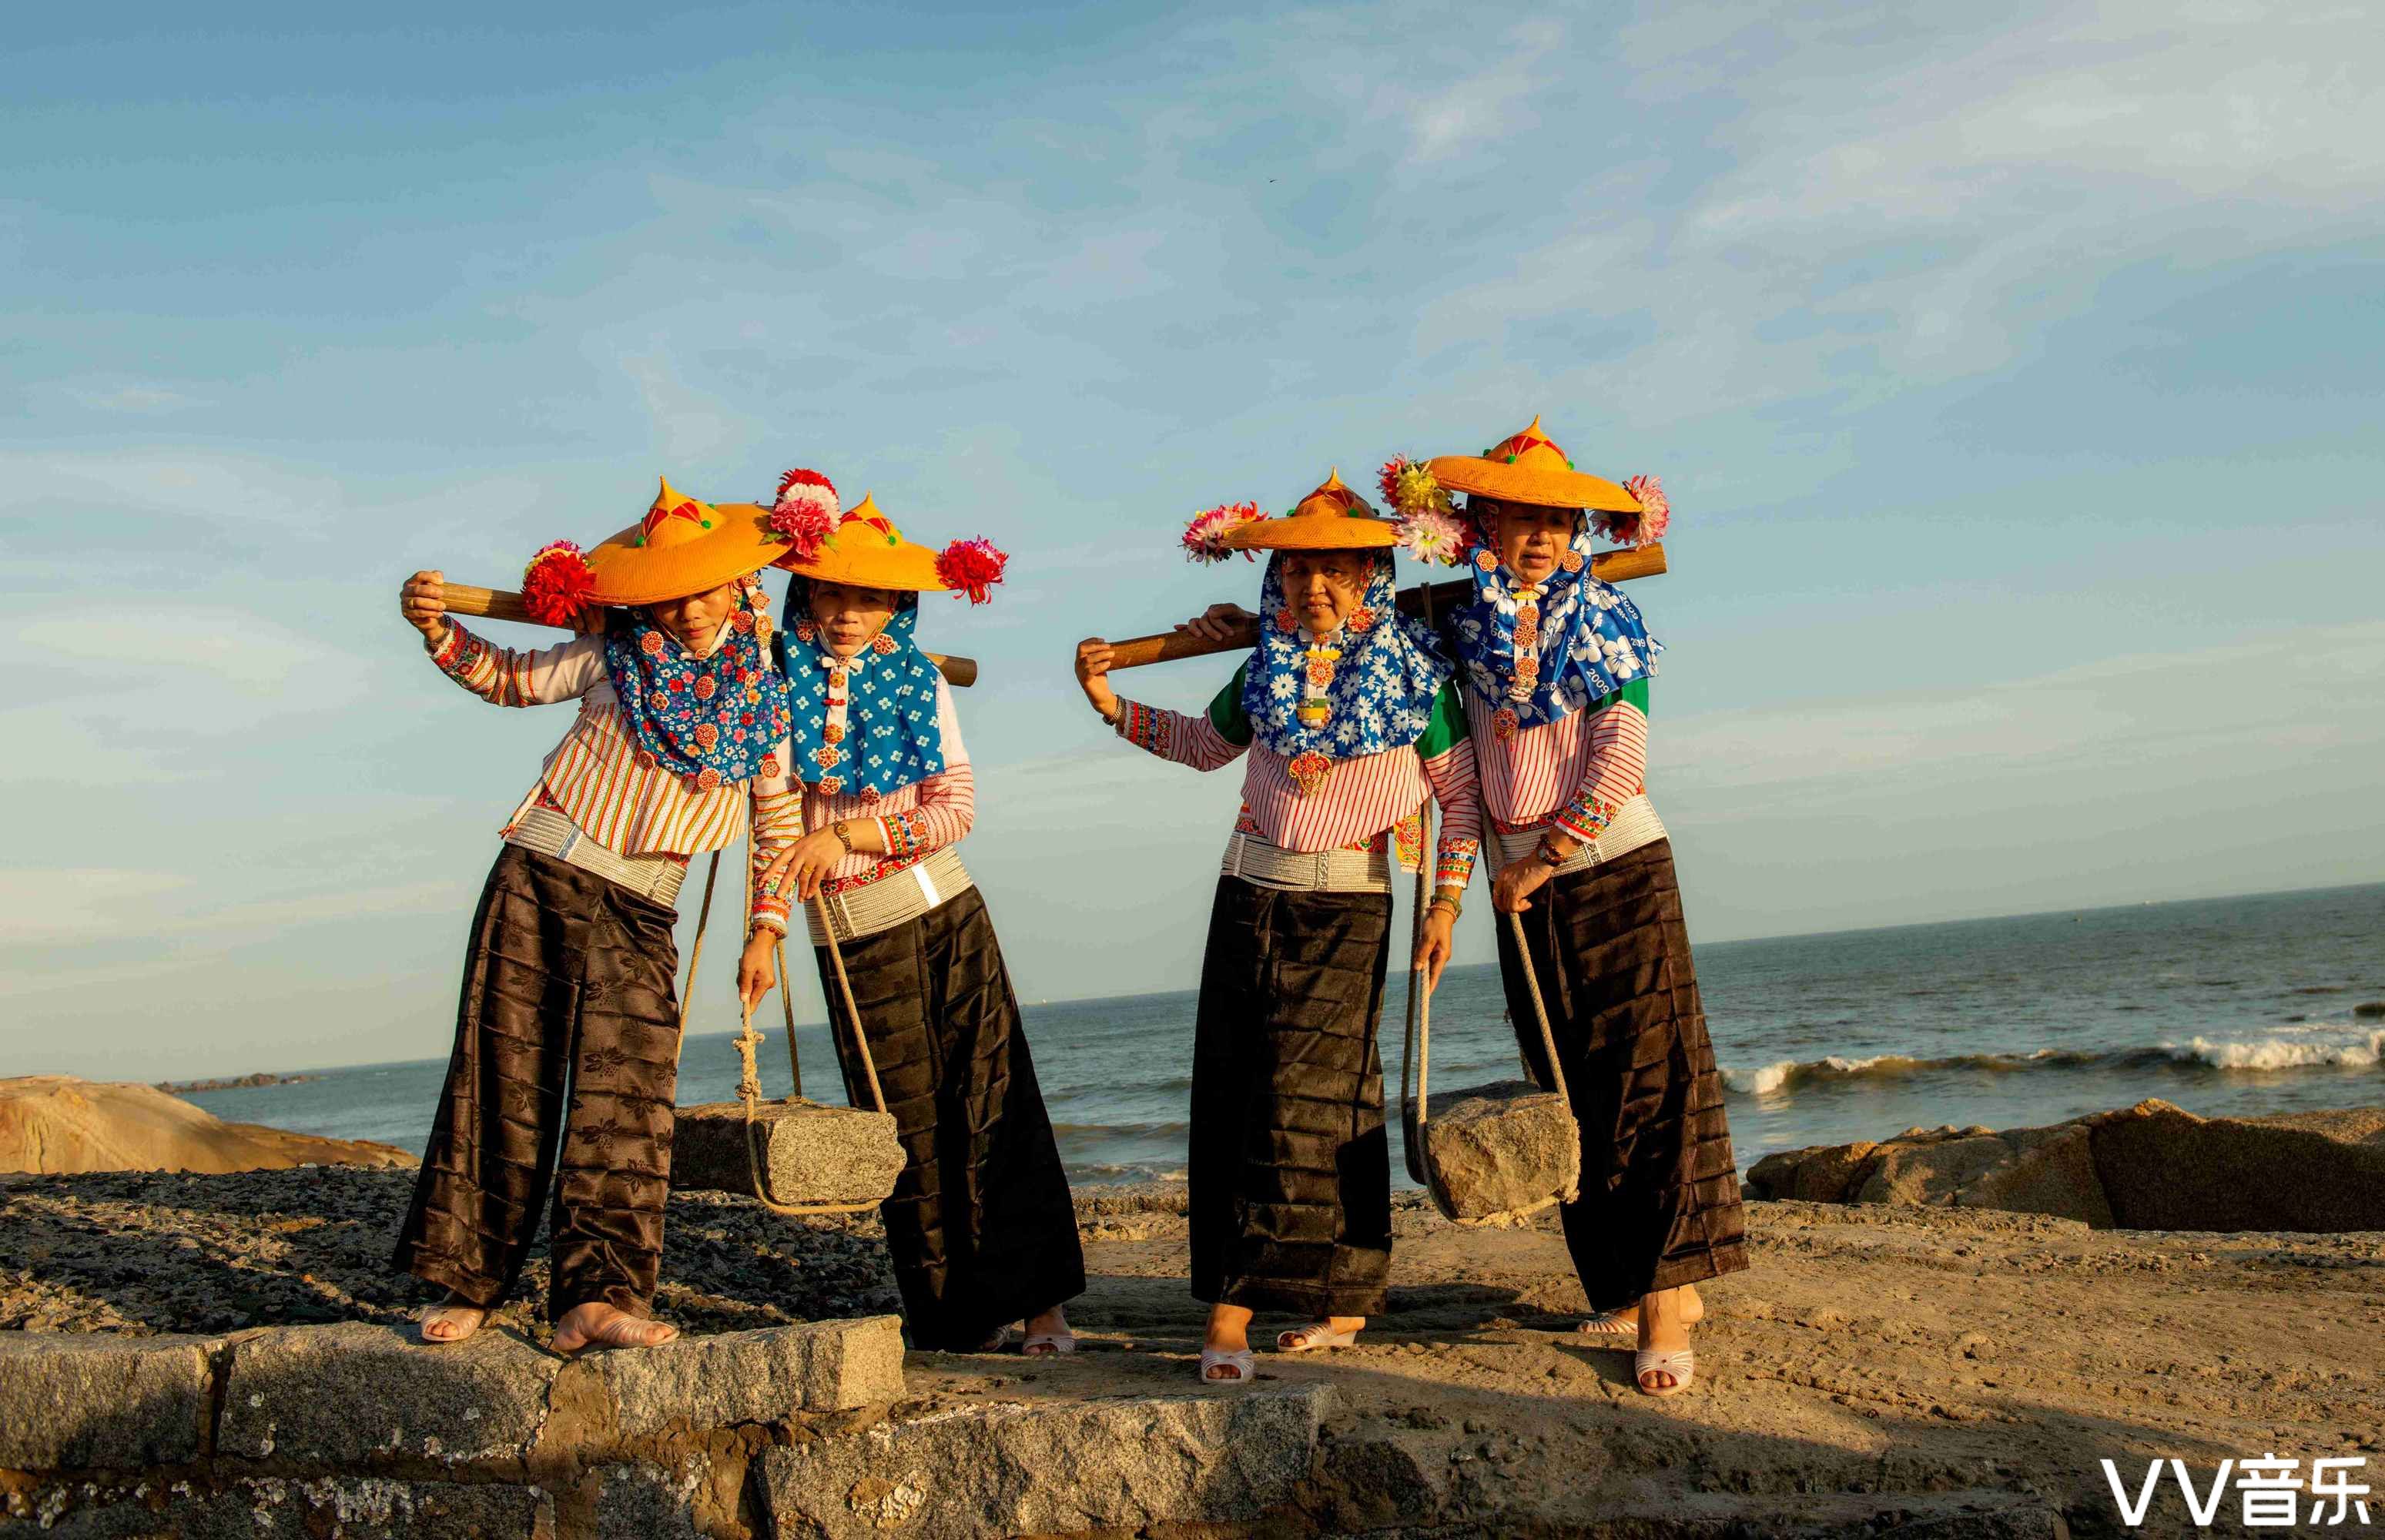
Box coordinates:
[5,2,2381,1078]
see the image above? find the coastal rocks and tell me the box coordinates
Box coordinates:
[668,1098,903,1208]
[1415,1080,1580,1224]
[755,1385,1331,1539]
[217,1321,561,1465]
[0,1331,219,1468]
[0,1076,414,1177]
[1747,1098,2385,1231]
[581,1315,906,1432]
[18,1476,552,1539]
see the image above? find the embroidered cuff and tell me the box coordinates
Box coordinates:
[1435,838,1480,889]
[748,906,790,937]
[1115,700,1171,758]
[879,810,930,862]
[428,621,477,677]
[1551,795,1620,846]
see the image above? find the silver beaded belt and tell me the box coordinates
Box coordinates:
[804,846,974,946]
[1491,793,1668,876]
[1221,832,1392,894]
[504,805,689,906]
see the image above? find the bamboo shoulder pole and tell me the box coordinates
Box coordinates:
[439,582,978,688]
[1099,542,1666,672]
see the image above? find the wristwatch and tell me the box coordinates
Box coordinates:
[1534,840,1570,869]
[830,819,856,855]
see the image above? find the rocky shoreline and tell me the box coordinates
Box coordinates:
[152,1071,320,1093]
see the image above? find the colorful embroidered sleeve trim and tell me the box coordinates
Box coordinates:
[1552,794,1622,845]
[428,621,544,708]
[879,808,931,862]
[1116,699,1172,758]
[1435,838,1480,889]
[1207,664,1254,748]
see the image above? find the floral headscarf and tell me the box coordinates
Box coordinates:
[603,575,790,791]
[1241,550,1452,772]
[776,578,946,801]
[1448,511,1662,738]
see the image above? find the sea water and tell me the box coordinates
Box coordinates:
[179,882,2385,1182]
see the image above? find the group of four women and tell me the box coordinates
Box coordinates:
[390,418,1746,1396]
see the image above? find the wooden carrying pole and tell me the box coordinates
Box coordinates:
[1097,542,1667,673]
[440,581,979,688]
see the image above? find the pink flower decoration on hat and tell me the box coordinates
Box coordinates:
[769,468,841,561]
[1182,500,1264,564]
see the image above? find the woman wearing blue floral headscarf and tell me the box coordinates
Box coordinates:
[1074,471,1482,1384]
[1391,418,1747,1398]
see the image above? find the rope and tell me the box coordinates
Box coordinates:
[1398,795,1433,1187]
[671,852,722,1068]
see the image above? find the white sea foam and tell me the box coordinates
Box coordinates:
[2164,1029,2385,1070]
[1724,1060,1799,1096]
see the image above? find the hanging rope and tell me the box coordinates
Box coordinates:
[671,852,722,1069]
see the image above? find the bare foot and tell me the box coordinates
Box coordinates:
[1278,1314,1365,1351]
[417,1299,487,1344]
[551,1302,678,1354]
[1636,1287,1691,1392]
[1203,1303,1254,1381]
[1021,1306,1074,1355]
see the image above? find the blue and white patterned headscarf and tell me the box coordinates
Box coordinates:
[603,576,789,791]
[775,578,946,799]
[1241,550,1452,762]
[1449,513,1661,729]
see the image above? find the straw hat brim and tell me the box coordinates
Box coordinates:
[1425,455,1641,514]
[584,502,789,606]
[1219,516,1400,552]
[775,537,952,593]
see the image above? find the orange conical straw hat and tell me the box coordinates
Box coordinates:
[581,477,786,605]
[1219,469,1402,552]
[773,493,955,592]
[1425,417,1641,513]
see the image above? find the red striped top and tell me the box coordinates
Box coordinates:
[799,678,976,897]
[427,622,802,932]
[1464,687,1650,845]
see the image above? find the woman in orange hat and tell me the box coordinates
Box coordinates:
[755,474,1084,1355]
[1382,420,1748,1396]
[391,479,808,1354]
[1072,473,1482,1384]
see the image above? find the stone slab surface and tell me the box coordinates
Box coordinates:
[1419,1079,1580,1222]
[591,1461,703,1539]
[0,1331,219,1470]
[757,1384,1329,1539]
[588,1315,906,1433]
[21,1477,550,1539]
[670,1099,903,1206]
[216,1321,559,1465]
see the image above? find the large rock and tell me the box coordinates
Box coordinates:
[582,1315,905,1432]
[216,1321,560,1465]
[0,1076,415,1176]
[756,1385,1331,1539]
[1416,1080,1580,1223]
[24,1476,550,1539]
[668,1098,903,1207]
[1744,1100,2385,1232]
[2087,1099,2385,1230]
[0,1331,220,1469]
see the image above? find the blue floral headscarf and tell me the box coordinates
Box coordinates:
[775,577,946,799]
[1449,513,1661,730]
[603,575,789,790]
[1241,550,1452,762]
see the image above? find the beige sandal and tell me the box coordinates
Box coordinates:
[1635,1347,1695,1396]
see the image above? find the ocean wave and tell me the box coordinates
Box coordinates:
[1721,1031,2385,1096]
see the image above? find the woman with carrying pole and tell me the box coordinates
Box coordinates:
[753,472,1084,1356]
[390,477,806,1353]
[1385,419,1749,1395]
[1074,471,1482,1384]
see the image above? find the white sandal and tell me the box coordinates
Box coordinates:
[1576,1311,1636,1338]
[1198,1347,1255,1384]
[1635,1348,1695,1396]
[1277,1323,1361,1352]
[970,1324,1014,1354]
[1021,1331,1076,1356]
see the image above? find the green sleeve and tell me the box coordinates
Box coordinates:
[1413,679,1471,760]
[1206,664,1254,746]
[1590,677,1652,718]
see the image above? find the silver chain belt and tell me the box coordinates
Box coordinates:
[1221,832,1391,894]
[1490,792,1667,876]
[503,805,690,906]
[803,845,974,946]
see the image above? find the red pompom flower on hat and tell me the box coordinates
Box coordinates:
[1181,500,1264,564]
[769,468,841,562]
[521,541,597,627]
[1594,474,1670,547]
[936,537,1009,604]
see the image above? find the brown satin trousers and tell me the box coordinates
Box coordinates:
[394,845,683,1320]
